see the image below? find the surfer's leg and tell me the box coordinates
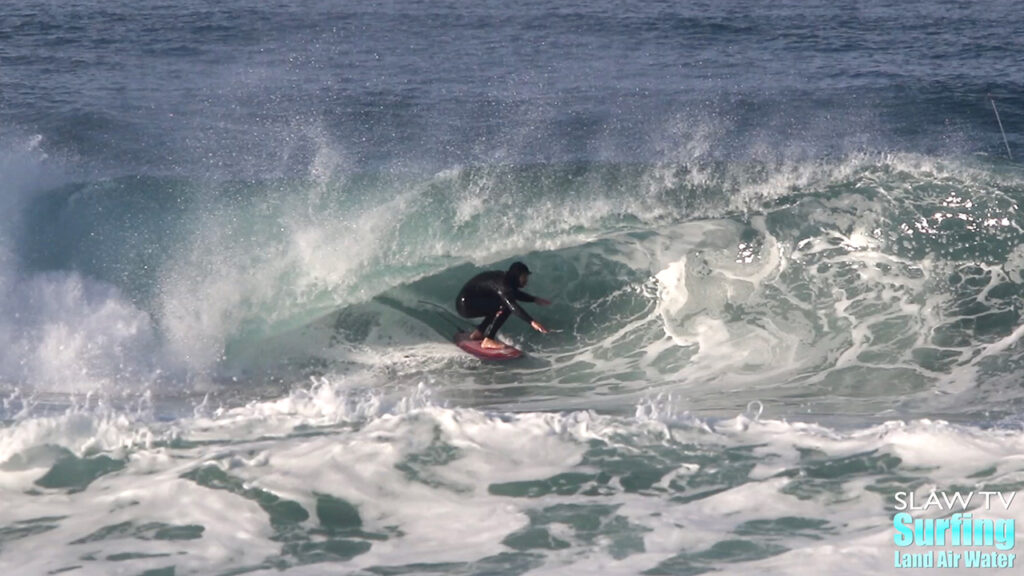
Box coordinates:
[471,313,495,340]
[480,308,510,349]
[458,296,495,340]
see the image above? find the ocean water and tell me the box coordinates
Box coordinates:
[2,1,1024,574]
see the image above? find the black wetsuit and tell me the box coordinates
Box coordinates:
[455,270,536,339]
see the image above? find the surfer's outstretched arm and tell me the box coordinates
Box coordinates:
[494,290,546,333]
[497,289,534,323]
[515,290,551,306]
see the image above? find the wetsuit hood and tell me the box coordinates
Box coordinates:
[506,262,530,284]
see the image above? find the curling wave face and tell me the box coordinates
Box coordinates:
[4,146,1024,424]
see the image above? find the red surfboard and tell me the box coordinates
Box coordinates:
[454,331,523,360]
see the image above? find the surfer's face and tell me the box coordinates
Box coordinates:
[519,273,529,288]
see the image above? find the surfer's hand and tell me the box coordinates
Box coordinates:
[535,298,552,306]
[531,320,549,333]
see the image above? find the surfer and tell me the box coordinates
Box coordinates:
[455,261,551,349]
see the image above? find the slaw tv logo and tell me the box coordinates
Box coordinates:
[893,491,1017,570]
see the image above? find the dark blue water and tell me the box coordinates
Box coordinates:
[3,0,1021,173]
